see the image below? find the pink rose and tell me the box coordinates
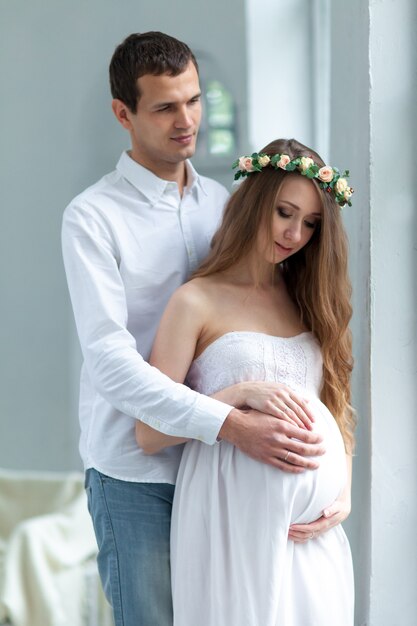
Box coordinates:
[238,156,254,172]
[318,166,334,183]
[277,154,291,169]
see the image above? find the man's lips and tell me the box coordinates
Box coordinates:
[171,134,194,144]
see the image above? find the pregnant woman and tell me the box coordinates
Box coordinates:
[136,138,355,625]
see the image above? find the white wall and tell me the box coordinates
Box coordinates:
[329,1,417,624]
[0,0,247,471]
[246,0,314,152]
[368,1,417,623]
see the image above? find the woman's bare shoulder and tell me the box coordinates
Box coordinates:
[165,276,219,319]
[172,275,221,306]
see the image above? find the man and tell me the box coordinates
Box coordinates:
[62,32,332,626]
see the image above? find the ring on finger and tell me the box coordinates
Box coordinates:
[310,531,315,539]
[284,450,290,462]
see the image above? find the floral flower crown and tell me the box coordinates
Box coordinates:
[232,152,354,207]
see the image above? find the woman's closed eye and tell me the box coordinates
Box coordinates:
[277,207,291,219]
[304,219,319,229]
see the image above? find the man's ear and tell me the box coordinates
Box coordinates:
[111,99,133,130]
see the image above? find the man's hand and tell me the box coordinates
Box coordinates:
[219,408,325,473]
[288,493,351,542]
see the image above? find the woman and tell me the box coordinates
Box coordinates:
[136,138,355,625]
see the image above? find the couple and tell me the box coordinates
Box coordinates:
[62,31,354,626]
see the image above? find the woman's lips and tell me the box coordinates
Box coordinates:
[275,242,293,254]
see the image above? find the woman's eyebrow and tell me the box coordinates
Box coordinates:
[280,200,321,217]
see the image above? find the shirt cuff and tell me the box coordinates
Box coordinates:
[138,395,233,446]
[188,395,233,445]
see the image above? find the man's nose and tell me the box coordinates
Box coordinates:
[174,106,193,129]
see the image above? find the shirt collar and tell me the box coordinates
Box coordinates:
[116,151,208,205]
[184,160,208,198]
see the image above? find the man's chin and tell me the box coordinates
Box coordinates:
[170,143,196,161]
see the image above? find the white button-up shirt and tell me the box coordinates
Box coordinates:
[62,151,232,483]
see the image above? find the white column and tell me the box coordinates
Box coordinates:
[368,1,417,623]
[330,1,417,624]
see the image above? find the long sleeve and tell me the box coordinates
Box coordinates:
[62,199,231,445]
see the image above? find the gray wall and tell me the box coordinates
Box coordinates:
[0,0,247,471]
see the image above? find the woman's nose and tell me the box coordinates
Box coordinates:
[285,222,302,242]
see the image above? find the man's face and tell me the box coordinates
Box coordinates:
[123,61,202,175]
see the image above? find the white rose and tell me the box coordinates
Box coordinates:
[299,157,315,172]
[258,155,270,167]
[335,177,348,194]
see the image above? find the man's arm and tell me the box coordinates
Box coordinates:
[136,381,318,455]
[62,200,231,445]
[136,281,324,472]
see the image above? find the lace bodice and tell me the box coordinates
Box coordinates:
[186,331,323,397]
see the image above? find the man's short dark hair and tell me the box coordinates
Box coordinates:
[109,31,199,113]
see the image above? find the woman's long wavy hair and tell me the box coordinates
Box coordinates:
[194,138,355,452]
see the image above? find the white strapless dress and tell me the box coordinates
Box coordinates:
[171,331,354,626]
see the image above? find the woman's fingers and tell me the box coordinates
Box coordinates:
[276,391,315,430]
[287,393,315,425]
[277,407,306,430]
[242,382,315,430]
[288,499,351,542]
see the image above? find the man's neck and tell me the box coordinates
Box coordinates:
[128,150,188,196]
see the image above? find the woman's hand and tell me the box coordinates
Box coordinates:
[288,455,352,541]
[213,381,315,430]
[288,496,351,543]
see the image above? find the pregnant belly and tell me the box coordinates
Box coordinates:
[175,396,347,529]
[284,396,347,524]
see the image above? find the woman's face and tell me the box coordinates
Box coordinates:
[257,173,322,264]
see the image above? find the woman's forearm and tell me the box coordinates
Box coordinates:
[135,421,189,455]
[211,382,248,407]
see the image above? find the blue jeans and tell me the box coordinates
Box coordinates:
[85,469,174,626]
